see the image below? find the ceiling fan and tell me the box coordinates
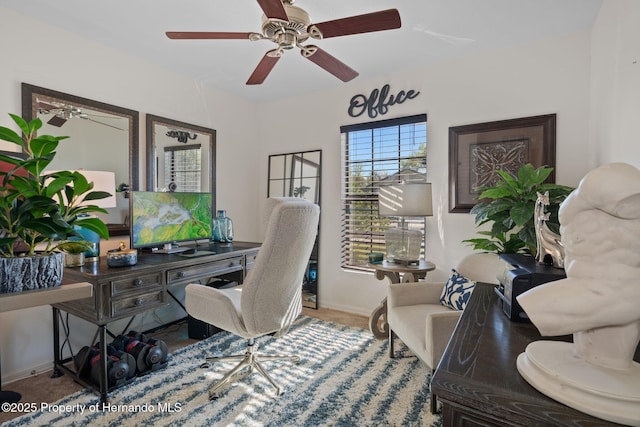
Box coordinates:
[36,100,125,130]
[166,0,401,85]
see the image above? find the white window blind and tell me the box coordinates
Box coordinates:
[164,144,201,192]
[340,114,427,270]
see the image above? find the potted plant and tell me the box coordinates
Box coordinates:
[58,240,93,267]
[0,113,110,292]
[463,163,574,255]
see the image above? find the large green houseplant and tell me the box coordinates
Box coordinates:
[463,163,573,255]
[0,113,110,291]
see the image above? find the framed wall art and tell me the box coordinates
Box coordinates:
[448,114,556,213]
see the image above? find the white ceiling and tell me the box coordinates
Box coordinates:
[1,0,603,103]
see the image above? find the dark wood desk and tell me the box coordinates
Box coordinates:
[431,282,638,427]
[53,241,260,404]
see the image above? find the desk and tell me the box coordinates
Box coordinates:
[431,282,639,426]
[0,282,93,403]
[53,241,260,404]
[368,260,435,339]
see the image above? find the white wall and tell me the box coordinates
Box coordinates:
[257,31,593,315]
[590,0,640,168]
[0,7,262,382]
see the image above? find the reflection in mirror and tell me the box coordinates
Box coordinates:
[268,150,321,309]
[145,115,216,212]
[268,151,321,203]
[21,83,139,229]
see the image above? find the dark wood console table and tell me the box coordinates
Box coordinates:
[431,282,639,427]
[53,241,260,404]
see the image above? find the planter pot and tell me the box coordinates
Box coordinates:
[64,252,85,268]
[0,252,64,293]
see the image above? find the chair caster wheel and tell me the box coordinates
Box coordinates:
[209,392,219,400]
[200,362,211,369]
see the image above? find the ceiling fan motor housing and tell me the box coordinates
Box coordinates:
[262,4,311,48]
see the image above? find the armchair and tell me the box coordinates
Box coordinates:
[185,197,320,399]
[386,252,502,413]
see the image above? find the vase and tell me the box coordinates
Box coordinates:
[0,252,64,293]
[212,210,233,243]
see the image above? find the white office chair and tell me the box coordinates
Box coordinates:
[185,197,320,399]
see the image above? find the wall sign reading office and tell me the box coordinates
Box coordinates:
[348,84,420,119]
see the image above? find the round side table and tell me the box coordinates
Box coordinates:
[368,259,436,339]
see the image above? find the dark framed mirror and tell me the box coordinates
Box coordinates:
[21,83,139,234]
[145,114,216,214]
[268,150,321,309]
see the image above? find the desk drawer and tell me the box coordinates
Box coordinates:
[167,256,244,286]
[110,273,162,297]
[246,250,259,271]
[111,290,166,318]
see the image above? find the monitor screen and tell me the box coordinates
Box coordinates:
[130,191,212,249]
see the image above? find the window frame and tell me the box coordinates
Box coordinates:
[340,114,428,271]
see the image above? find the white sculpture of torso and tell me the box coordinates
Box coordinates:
[516,162,640,426]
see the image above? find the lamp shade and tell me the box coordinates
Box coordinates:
[47,170,117,209]
[379,183,433,217]
[76,170,117,208]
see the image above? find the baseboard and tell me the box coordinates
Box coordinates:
[2,360,53,386]
[318,301,371,318]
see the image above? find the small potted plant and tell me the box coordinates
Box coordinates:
[463,163,574,255]
[58,240,93,267]
[0,113,111,292]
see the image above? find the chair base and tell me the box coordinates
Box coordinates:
[202,338,300,400]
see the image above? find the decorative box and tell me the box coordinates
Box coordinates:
[107,241,138,267]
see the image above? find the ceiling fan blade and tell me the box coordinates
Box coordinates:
[166,32,253,40]
[85,118,125,131]
[47,116,67,127]
[256,0,289,21]
[308,9,401,39]
[246,50,281,85]
[301,46,358,82]
[37,100,58,111]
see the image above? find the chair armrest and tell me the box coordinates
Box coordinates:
[427,310,463,368]
[388,281,445,308]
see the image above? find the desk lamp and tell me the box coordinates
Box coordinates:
[379,182,433,265]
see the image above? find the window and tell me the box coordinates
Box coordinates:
[164,144,202,192]
[341,114,427,270]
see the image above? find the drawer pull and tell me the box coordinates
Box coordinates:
[177,271,186,279]
[133,279,144,287]
[134,298,144,307]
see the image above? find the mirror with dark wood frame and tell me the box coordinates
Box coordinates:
[145,114,216,215]
[268,150,321,309]
[21,83,139,236]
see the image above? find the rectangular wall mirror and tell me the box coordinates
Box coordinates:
[22,83,140,234]
[145,114,216,214]
[268,150,321,309]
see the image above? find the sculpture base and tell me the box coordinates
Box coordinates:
[517,341,640,426]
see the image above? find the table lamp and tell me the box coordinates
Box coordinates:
[379,182,433,265]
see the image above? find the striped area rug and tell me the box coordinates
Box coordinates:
[6,316,441,426]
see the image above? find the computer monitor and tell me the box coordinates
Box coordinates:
[130,191,212,252]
